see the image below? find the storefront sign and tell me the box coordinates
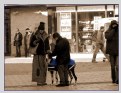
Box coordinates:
[77,5,105,12]
[107,5,114,11]
[94,16,102,30]
[115,5,119,15]
[60,12,72,39]
[56,7,75,12]
[60,32,71,39]
[60,19,71,26]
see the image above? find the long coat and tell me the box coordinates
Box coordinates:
[105,25,118,56]
[30,30,50,83]
[14,32,23,46]
[51,37,70,65]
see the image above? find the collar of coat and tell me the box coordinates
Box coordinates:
[35,30,48,41]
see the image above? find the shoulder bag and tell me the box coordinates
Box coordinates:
[29,43,39,55]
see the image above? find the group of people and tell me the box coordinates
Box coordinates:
[14,20,119,87]
[29,22,70,86]
[14,28,33,57]
[92,20,119,84]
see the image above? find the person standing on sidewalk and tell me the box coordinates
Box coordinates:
[49,32,70,87]
[105,20,119,84]
[14,28,23,57]
[24,28,33,57]
[30,22,50,86]
[92,26,108,63]
[24,29,29,57]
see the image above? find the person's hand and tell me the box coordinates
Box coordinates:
[33,40,38,45]
[46,50,52,54]
[48,53,52,59]
[112,24,118,29]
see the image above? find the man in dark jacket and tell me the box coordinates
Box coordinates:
[105,20,119,84]
[14,28,23,57]
[49,32,70,86]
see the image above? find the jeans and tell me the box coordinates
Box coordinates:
[16,45,21,57]
[92,43,109,62]
[109,55,118,83]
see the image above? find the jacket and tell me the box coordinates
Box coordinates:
[14,32,23,46]
[29,31,50,55]
[105,25,118,56]
[51,37,70,65]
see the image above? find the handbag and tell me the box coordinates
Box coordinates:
[29,43,39,54]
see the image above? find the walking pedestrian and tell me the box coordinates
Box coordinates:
[92,26,108,63]
[30,22,50,86]
[14,28,23,57]
[49,32,71,87]
[105,20,119,84]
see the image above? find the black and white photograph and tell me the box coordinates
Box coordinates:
[1,0,120,92]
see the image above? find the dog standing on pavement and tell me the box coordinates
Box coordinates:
[48,58,77,85]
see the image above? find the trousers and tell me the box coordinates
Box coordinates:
[57,64,69,84]
[109,55,118,83]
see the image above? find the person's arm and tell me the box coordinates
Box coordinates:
[45,37,50,54]
[105,28,115,40]
[29,34,38,47]
[20,33,23,40]
[51,43,60,56]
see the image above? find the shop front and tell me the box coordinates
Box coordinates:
[55,5,118,53]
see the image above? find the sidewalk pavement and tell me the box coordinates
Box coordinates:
[4,56,119,91]
[5,53,106,63]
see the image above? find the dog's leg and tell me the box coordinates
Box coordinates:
[50,71,54,84]
[55,71,58,84]
[71,67,77,84]
[68,70,73,84]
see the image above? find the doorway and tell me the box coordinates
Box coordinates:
[4,8,11,56]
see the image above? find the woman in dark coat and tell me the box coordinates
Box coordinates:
[105,20,119,84]
[30,22,50,86]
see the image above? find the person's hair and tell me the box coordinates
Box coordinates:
[26,28,30,30]
[110,20,118,27]
[100,26,104,29]
[111,20,117,25]
[53,32,61,39]
[38,22,45,30]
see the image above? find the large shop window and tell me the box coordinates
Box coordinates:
[77,11,105,53]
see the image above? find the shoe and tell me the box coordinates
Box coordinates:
[37,83,47,86]
[92,59,98,63]
[92,61,98,63]
[64,83,69,86]
[103,58,106,62]
[56,84,65,87]
[115,81,119,84]
[112,81,115,83]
